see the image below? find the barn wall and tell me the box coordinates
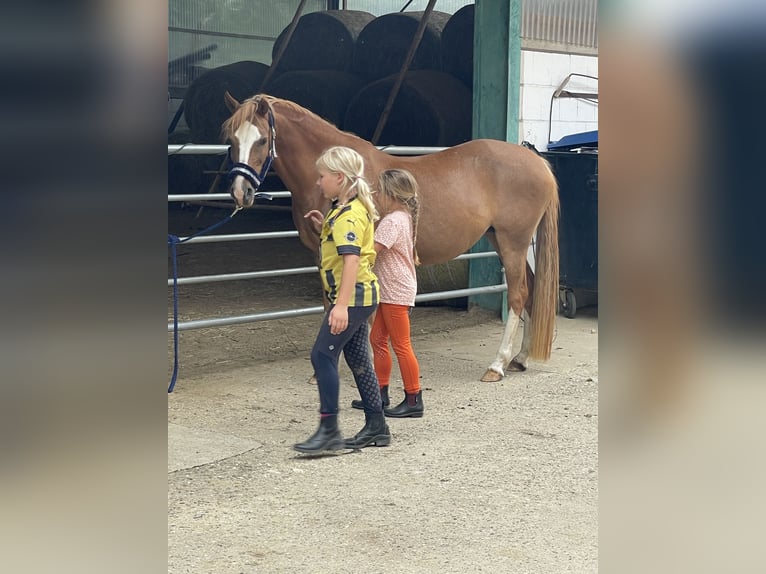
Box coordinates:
[520,50,598,149]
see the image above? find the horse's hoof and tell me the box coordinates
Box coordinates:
[480,369,503,383]
[507,360,527,372]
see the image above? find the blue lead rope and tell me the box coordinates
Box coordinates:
[167,207,242,393]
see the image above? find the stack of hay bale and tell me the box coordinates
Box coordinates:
[265,10,374,128]
[178,5,479,148]
[182,60,270,144]
[343,9,472,147]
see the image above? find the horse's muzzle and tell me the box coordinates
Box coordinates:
[230,182,255,208]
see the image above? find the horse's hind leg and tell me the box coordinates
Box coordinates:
[481,309,521,382]
[507,262,535,372]
[506,309,531,372]
[480,243,529,382]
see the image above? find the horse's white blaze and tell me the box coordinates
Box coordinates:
[231,121,263,191]
[488,310,521,376]
[234,121,262,163]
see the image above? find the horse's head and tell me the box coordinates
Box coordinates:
[222,92,277,208]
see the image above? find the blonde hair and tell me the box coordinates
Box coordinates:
[316,146,379,222]
[378,169,421,265]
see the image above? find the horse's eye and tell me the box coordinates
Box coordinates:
[258,137,267,146]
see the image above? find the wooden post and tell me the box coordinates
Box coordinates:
[258,0,309,92]
[371,0,438,145]
[468,0,521,317]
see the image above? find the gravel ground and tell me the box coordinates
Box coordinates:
[168,306,598,574]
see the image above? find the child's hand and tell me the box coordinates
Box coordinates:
[304,210,324,232]
[328,304,349,335]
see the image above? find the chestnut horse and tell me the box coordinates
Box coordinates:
[222,93,559,382]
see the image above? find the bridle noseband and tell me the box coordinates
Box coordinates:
[227,107,277,192]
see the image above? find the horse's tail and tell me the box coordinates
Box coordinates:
[529,159,560,360]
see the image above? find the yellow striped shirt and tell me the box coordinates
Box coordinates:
[319,198,379,307]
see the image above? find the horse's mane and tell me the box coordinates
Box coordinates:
[272,96,355,137]
[221,94,359,142]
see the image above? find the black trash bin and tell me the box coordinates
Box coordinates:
[542,144,598,318]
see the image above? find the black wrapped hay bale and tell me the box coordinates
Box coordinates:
[183,61,270,143]
[265,70,365,128]
[343,70,472,147]
[441,4,474,88]
[272,10,374,73]
[352,11,451,81]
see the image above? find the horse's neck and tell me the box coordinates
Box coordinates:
[273,106,376,209]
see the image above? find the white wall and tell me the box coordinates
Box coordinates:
[519,51,598,150]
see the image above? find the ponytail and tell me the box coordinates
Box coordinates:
[350,175,379,223]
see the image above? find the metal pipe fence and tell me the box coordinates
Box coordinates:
[168,144,505,332]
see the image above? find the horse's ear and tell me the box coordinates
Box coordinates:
[255,95,270,117]
[224,91,240,113]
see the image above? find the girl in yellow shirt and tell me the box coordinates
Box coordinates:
[295,146,391,453]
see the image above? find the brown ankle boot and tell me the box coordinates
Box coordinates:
[384,391,424,418]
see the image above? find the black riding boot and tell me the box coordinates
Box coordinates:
[384,391,424,418]
[293,415,344,453]
[343,412,391,449]
[351,385,389,410]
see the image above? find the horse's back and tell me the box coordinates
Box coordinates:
[452,139,549,169]
[394,138,555,198]
[402,138,546,170]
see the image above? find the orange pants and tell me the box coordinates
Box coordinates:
[369,303,420,394]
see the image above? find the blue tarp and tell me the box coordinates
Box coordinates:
[547,130,598,151]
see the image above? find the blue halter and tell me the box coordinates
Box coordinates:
[227,107,277,190]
